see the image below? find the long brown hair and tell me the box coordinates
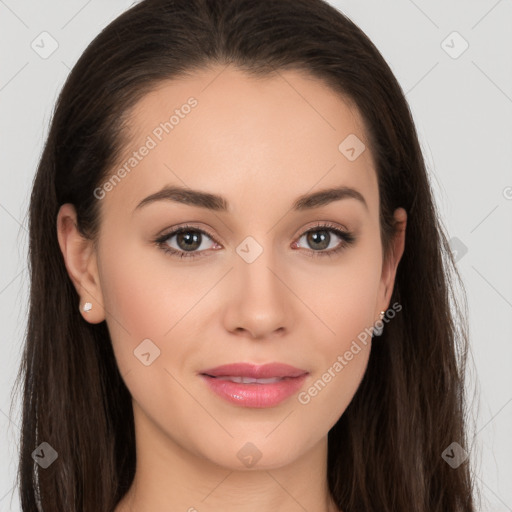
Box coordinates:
[11,0,478,510]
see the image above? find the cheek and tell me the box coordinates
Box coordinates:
[294,247,381,422]
[296,285,377,431]
[98,232,220,386]
[302,244,382,349]
[97,233,186,371]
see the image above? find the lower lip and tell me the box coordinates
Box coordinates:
[200,374,308,408]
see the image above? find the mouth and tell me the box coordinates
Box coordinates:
[198,362,309,408]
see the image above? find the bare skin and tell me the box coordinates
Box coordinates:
[57,65,406,512]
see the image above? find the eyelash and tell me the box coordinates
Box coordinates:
[153,222,356,260]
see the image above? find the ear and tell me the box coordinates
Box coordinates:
[56,203,105,324]
[375,207,407,318]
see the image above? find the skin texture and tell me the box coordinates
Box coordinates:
[57,66,406,512]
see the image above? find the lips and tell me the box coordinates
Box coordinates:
[199,363,309,408]
[200,362,308,380]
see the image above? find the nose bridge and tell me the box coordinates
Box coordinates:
[224,234,290,337]
[235,234,285,301]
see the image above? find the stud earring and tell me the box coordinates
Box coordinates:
[373,310,386,336]
[83,302,92,313]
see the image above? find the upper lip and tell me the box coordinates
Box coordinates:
[200,363,308,379]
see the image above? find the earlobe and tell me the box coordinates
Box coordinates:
[56,203,105,324]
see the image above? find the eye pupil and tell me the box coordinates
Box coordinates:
[177,230,201,251]
[307,230,330,250]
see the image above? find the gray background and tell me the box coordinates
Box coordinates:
[1,0,511,510]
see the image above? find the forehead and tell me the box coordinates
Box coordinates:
[104,65,378,218]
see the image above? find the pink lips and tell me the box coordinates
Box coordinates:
[199,362,309,408]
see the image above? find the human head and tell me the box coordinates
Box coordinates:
[15,1,475,511]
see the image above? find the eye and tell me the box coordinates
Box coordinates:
[293,222,356,258]
[154,222,356,260]
[154,224,220,259]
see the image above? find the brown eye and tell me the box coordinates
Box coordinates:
[174,230,203,252]
[295,224,355,257]
[304,229,332,250]
[155,225,219,259]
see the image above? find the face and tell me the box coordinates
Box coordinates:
[58,65,406,472]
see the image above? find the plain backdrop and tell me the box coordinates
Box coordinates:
[1,0,511,510]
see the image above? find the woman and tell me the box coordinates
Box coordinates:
[13,0,477,510]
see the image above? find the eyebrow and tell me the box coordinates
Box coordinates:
[133,184,368,213]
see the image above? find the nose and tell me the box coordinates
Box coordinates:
[222,249,291,340]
